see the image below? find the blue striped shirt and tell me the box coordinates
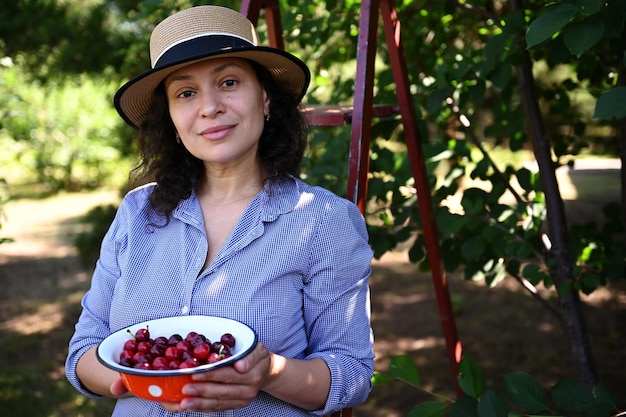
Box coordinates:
[66,175,374,416]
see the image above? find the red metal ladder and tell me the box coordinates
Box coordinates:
[241,0,463,413]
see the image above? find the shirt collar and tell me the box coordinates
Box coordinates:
[171,175,302,225]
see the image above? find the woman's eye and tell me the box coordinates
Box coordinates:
[177,90,195,98]
[221,79,237,88]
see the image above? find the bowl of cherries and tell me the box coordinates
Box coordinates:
[96,315,258,402]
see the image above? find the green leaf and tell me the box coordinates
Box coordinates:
[408,236,426,263]
[502,10,526,33]
[436,211,466,236]
[389,355,421,387]
[515,167,535,192]
[506,259,521,276]
[562,15,605,57]
[462,236,485,261]
[579,273,600,294]
[461,188,489,215]
[471,157,491,180]
[482,34,508,73]
[409,401,448,417]
[484,260,507,289]
[469,79,487,103]
[522,264,548,286]
[576,0,606,15]
[371,371,394,386]
[551,378,595,412]
[427,87,454,115]
[592,385,616,404]
[587,385,618,417]
[457,357,484,398]
[491,63,512,90]
[449,395,479,417]
[593,86,626,120]
[526,2,578,48]
[503,372,550,413]
[477,390,509,417]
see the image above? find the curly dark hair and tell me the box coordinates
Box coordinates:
[131,59,308,224]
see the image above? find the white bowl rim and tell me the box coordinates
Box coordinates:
[96,315,258,376]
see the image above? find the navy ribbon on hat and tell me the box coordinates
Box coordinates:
[154,35,254,69]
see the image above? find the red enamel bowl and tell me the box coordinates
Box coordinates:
[96,315,258,402]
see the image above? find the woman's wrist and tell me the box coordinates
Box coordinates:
[259,353,330,411]
[260,352,286,394]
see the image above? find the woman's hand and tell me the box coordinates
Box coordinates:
[76,346,133,398]
[161,342,331,413]
[161,342,272,413]
[109,377,130,397]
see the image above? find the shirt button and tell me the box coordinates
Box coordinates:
[181,305,189,314]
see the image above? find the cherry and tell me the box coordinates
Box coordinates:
[154,336,169,346]
[123,339,138,352]
[184,331,198,343]
[212,342,231,357]
[134,361,152,370]
[220,333,236,348]
[132,352,151,364]
[119,357,135,368]
[175,340,191,357]
[117,328,237,370]
[150,343,166,357]
[164,346,180,361]
[179,357,199,369]
[188,333,208,347]
[168,334,183,346]
[120,349,134,361]
[193,343,211,360]
[134,327,150,342]
[152,356,170,370]
[220,344,231,356]
[137,341,152,353]
[206,352,221,364]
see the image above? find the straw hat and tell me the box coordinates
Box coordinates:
[114,5,311,128]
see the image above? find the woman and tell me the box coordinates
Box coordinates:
[66,5,374,416]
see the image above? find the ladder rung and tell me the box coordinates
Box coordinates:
[301,104,400,126]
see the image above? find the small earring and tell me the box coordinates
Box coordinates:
[265,114,270,122]
[175,133,181,144]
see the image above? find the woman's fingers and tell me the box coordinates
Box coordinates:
[159,343,273,413]
[191,343,270,385]
[109,377,130,397]
[179,381,256,412]
[159,402,182,413]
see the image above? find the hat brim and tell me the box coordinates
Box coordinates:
[114,47,310,128]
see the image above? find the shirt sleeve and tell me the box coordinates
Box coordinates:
[302,197,375,415]
[64,199,129,397]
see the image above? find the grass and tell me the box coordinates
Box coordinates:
[0,318,116,417]
[0,190,120,417]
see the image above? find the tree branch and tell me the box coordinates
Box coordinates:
[445,98,526,206]
[509,272,567,328]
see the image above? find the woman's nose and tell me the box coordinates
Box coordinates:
[198,89,224,117]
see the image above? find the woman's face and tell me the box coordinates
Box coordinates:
[164,57,270,170]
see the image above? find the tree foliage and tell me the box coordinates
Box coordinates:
[0,61,132,192]
[375,355,618,417]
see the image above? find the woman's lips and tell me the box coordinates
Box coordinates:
[200,124,235,140]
